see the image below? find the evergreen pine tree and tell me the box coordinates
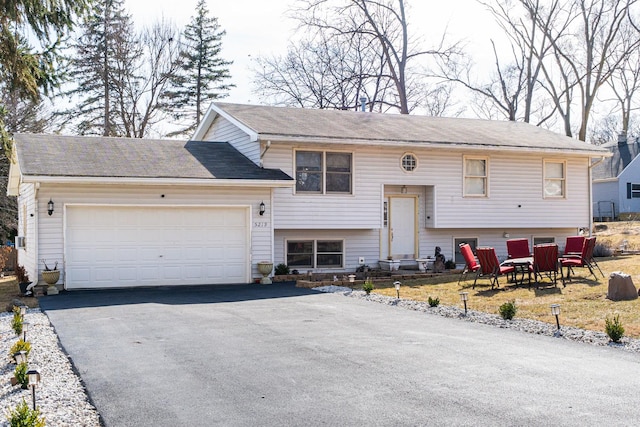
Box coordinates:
[60,0,140,136]
[162,0,233,136]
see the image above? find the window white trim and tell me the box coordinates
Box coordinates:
[400,152,418,172]
[463,156,488,197]
[294,149,353,194]
[285,239,345,269]
[543,160,566,198]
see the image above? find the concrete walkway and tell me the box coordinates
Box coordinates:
[41,283,640,426]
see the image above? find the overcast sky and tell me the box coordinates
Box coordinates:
[126,0,497,104]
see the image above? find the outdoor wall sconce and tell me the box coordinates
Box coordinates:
[459,292,469,315]
[27,369,41,410]
[47,199,54,216]
[401,185,407,194]
[259,201,265,216]
[13,350,27,364]
[551,304,561,332]
[394,281,401,298]
[22,322,29,341]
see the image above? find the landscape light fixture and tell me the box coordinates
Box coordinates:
[394,281,401,298]
[22,322,29,341]
[551,304,561,331]
[348,274,356,283]
[459,292,469,315]
[259,201,265,216]
[13,350,27,364]
[26,369,41,410]
[19,306,26,317]
[47,199,54,216]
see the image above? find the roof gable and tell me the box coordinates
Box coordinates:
[591,139,640,180]
[12,133,292,182]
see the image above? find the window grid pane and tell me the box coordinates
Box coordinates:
[544,161,565,197]
[316,240,343,268]
[296,151,323,192]
[287,241,314,267]
[464,158,487,196]
[402,154,417,172]
[326,153,352,193]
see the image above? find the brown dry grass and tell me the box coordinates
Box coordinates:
[0,276,39,312]
[372,222,640,339]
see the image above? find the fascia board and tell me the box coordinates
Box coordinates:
[262,135,611,158]
[22,175,294,188]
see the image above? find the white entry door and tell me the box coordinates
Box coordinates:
[388,197,417,258]
[65,205,250,289]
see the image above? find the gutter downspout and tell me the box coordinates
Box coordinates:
[588,157,606,236]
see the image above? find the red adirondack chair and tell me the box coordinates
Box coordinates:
[506,238,531,259]
[475,247,515,289]
[531,244,559,287]
[560,237,602,285]
[458,243,481,285]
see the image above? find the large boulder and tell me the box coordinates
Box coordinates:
[607,272,638,301]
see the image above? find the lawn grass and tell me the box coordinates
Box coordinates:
[371,254,640,338]
[0,276,38,312]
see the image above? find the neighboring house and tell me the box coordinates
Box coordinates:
[8,103,609,289]
[592,133,640,220]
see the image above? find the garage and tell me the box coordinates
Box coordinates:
[65,205,250,289]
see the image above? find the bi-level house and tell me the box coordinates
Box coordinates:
[7,102,608,289]
[592,133,640,220]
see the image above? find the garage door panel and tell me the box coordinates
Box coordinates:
[66,206,250,289]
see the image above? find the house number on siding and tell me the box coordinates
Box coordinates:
[253,221,268,228]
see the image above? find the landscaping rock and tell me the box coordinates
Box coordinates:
[607,272,638,301]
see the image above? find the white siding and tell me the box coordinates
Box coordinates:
[16,183,37,282]
[34,184,274,285]
[275,229,379,273]
[264,144,592,230]
[202,116,261,164]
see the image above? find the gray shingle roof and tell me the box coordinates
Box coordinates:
[591,139,640,180]
[13,133,292,181]
[213,103,608,155]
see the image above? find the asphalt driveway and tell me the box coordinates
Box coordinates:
[40,283,640,426]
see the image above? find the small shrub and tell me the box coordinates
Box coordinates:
[9,340,31,360]
[428,296,440,307]
[274,263,290,275]
[13,362,28,388]
[362,279,374,295]
[11,306,23,335]
[499,300,517,320]
[593,242,613,257]
[605,314,625,343]
[15,265,30,284]
[6,399,45,427]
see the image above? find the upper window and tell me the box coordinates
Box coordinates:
[464,156,488,197]
[401,153,417,172]
[296,151,352,194]
[544,160,565,198]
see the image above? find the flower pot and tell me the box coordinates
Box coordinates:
[257,262,273,284]
[42,270,60,285]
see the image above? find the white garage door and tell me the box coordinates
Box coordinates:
[65,206,250,289]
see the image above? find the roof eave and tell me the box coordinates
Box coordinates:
[21,175,294,188]
[258,134,611,157]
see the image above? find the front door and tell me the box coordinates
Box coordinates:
[384,196,417,259]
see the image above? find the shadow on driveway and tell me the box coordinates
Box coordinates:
[39,281,315,310]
